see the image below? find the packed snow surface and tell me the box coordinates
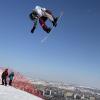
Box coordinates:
[0,85,44,100]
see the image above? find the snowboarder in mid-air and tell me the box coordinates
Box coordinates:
[29,6,59,33]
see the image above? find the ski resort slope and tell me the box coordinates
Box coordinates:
[0,85,44,100]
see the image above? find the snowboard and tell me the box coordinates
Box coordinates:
[41,12,63,43]
[50,12,63,31]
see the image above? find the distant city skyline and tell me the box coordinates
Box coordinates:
[0,0,100,89]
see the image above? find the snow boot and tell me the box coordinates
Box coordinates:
[52,17,58,27]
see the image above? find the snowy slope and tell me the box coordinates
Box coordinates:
[0,85,44,100]
[0,67,43,98]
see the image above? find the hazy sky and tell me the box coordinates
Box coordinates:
[0,0,100,89]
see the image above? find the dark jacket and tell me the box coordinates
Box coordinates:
[1,69,8,79]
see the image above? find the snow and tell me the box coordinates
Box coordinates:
[0,68,43,98]
[0,85,44,100]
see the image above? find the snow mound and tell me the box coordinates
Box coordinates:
[0,67,43,98]
[0,85,44,100]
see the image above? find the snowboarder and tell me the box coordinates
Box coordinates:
[29,6,58,33]
[8,72,14,86]
[1,69,8,86]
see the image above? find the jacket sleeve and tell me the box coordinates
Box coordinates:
[6,72,8,76]
[34,19,38,27]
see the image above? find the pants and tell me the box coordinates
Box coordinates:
[2,78,7,86]
[9,80,12,86]
[39,17,49,32]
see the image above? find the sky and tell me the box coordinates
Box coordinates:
[0,0,100,89]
